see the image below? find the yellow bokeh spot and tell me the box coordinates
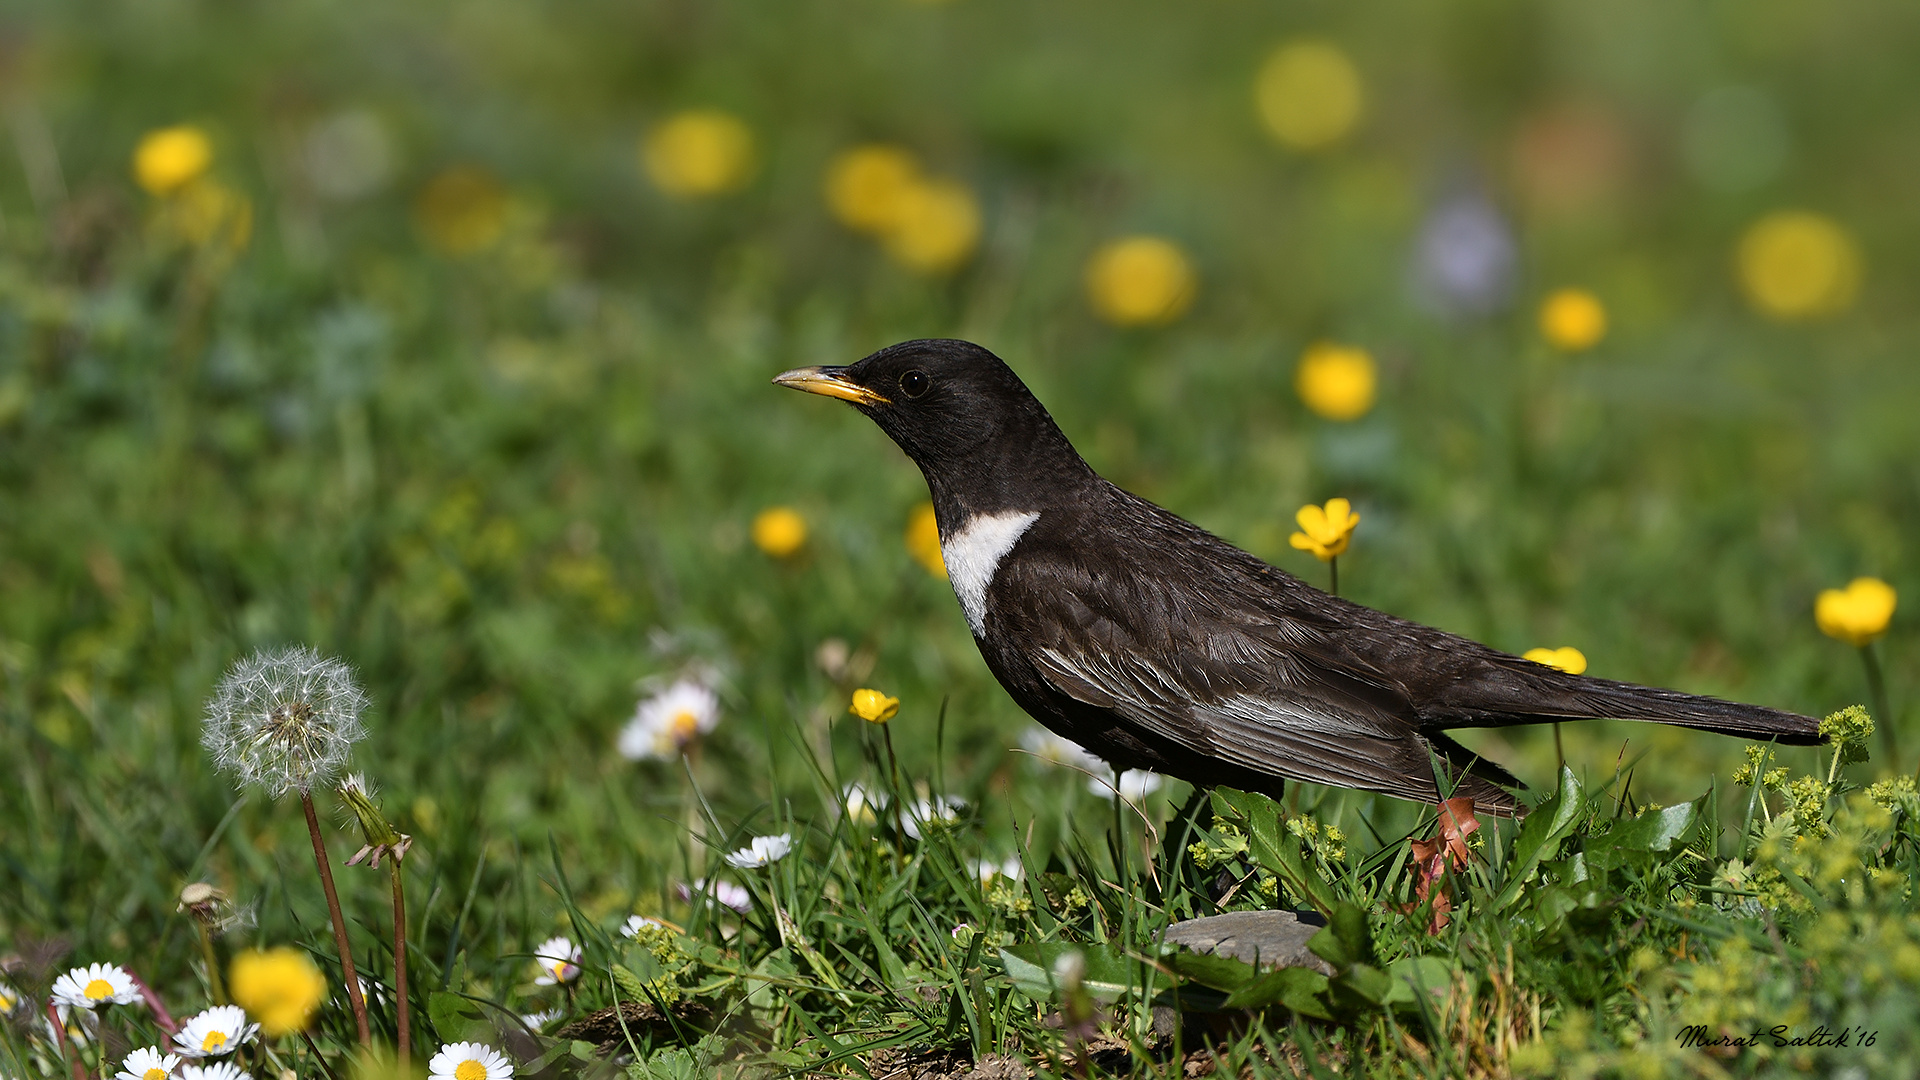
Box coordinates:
[752,506,808,558]
[879,177,981,273]
[1736,211,1862,321]
[1084,237,1197,328]
[83,979,114,1000]
[1523,646,1588,675]
[850,688,900,724]
[1815,578,1896,647]
[1538,288,1607,351]
[454,1060,488,1080]
[1255,40,1364,151]
[643,110,755,198]
[415,167,509,255]
[905,502,946,578]
[825,145,923,234]
[133,125,213,196]
[229,946,326,1037]
[1294,342,1376,421]
[1288,498,1359,562]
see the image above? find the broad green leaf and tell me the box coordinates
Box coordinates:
[1221,965,1333,1018]
[1494,765,1585,911]
[1209,788,1341,916]
[1306,902,1373,970]
[1383,956,1455,1007]
[998,943,1136,1001]
[427,990,492,1045]
[1165,949,1257,992]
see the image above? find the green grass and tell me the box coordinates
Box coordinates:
[2,0,1918,1076]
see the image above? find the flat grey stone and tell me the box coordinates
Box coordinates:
[1163,910,1334,976]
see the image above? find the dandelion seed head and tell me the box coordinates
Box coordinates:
[203,646,368,798]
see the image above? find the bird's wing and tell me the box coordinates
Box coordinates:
[998,550,1513,807]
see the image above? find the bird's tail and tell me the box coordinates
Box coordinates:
[1423,661,1823,746]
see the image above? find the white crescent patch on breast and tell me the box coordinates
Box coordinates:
[942,509,1041,636]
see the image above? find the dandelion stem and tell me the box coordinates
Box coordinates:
[1859,644,1897,773]
[388,860,412,1067]
[302,790,371,1045]
[193,920,226,1007]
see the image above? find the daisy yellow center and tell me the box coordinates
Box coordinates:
[455,1059,489,1080]
[203,1031,228,1052]
[146,1068,169,1080]
[551,961,571,979]
[84,979,115,1000]
[668,710,700,742]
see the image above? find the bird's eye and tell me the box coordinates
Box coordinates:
[899,369,931,398]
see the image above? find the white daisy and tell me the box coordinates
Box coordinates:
[173,1005,257,1058]
[617,679,719,761]
[0,978,23,1015]
[1087,768,1165,802]
[839,782,887,824]
[531,937,580,986]
[518,1009,560,1031]
[901,796,966,840]
[724,833,792,869]
[118,1047,181,1080]
[51,963,139,1009]
[427,1042,514,1080]
[620,915,664,938]
[179,1062,250,1080]
[677,879,753,913]
[1019,727,1105,772]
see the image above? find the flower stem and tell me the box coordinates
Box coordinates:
[1859,644,1897,773]
[1329,556,1339,597]
[388,860,411,1068]
[45,1001,84,1080]
[193,921,226,1007]
[302,790,371,1045]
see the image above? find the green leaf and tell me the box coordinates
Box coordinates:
[1165,950,1257,992]
[997,943,1136,1001]
[1208,788,1341,916]
[1494,765,1586,912]
[1584,798,1701,870]
[1330,962,1393,1008]
[1306,902,1373,970]
[1220,965,1333,1019]
[427,990,492,1045]
[1382,956,1455,1008]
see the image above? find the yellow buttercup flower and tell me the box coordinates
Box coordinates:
[1084,237,1197,327]
[752,507,807,558]
[229,947,326,1037]
[879,177,980,273]
[134,125,213,195]
[415,167,509,255]
[905,502,945,578]
[1254,40,1364,151]
[1538,288,1607,351]
[1523,647,1588,675]
[1294,342,1376,421]
[850,688,900,724]
[643,109,756,198]
[825,145,923,234]
[1816,578,1896,647]
[1288,498,1359,561]
[1737,211,1862,321]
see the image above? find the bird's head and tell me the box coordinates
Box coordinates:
[774,340,1089,510]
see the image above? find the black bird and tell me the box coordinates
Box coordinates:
[774,339,1821,815]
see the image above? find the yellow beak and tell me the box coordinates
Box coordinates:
[771,366,890,406]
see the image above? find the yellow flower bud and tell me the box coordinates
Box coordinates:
[1815,577,1895,647]
[849,688,900,724]
[1522,646,1588,675]
[133,125,213,196]
[1294,342,1376,421]
[1736,211,1862,321]
[751,507,807,559]
[904,502,945,578]
[1537,288,1607,351]
[1288,498,1359,561]
[642,110,756,198]
[1084,236,1197,327]
[229,947,326,1037]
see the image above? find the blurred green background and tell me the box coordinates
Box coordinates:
[1,0,1913,977]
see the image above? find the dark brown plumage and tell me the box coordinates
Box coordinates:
[775,339,1821,815]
